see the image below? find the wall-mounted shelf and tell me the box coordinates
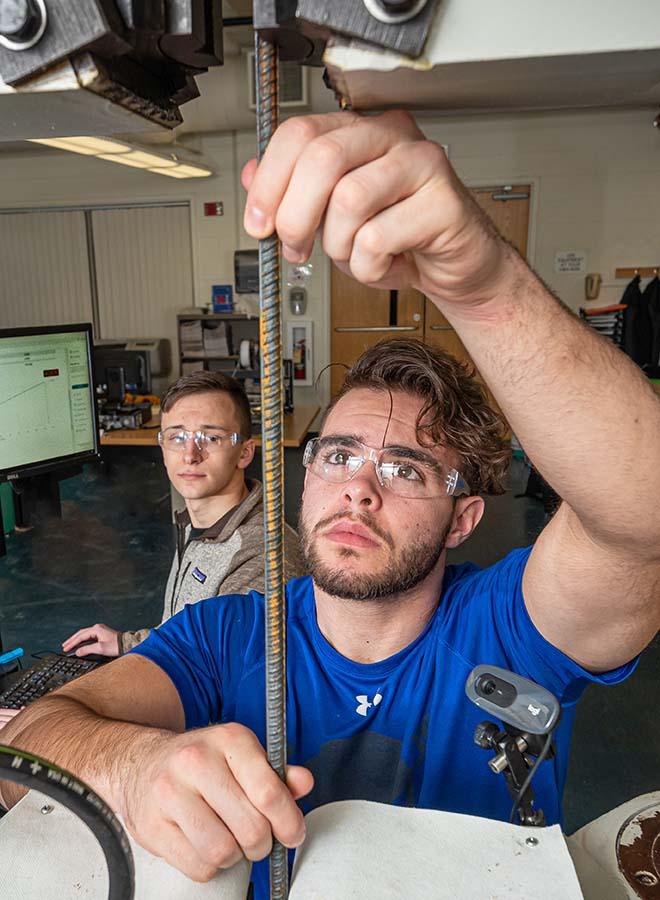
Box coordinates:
[177,309,259,376]
[176,309,295,412]
[181,354,239,361]
[177,310,252,321]
[615,267,660,279]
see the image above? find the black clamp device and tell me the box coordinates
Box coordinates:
[465,665,562,827]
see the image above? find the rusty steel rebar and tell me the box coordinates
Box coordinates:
[254,30,288,900]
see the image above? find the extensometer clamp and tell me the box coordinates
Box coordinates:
[466,665,562,827]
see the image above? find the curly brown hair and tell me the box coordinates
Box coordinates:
[326,339,510,495]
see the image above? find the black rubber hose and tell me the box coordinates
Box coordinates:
[0,745,134,899]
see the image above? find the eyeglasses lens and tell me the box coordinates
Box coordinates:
[306,440,450,499]
[161,431,230,453]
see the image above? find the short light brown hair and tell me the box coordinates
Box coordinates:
[326,339,510,495]
[161,371,252,439]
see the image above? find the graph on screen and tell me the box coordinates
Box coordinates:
[0,330,96,475]
[2,376,54,432]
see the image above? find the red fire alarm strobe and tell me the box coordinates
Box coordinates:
[204,202,224,216]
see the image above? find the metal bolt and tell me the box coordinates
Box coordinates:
[40,804,53,815]
[634,871,658,886]
[0,0,47,50]
[0,0,29,36]
[363,0,429,25]
[525,836,539,846]
[378,0,418,10]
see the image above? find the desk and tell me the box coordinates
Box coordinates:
[100,404,321,449]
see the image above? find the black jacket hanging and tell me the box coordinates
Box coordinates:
[643,276,660,376]
[621,275,652,368]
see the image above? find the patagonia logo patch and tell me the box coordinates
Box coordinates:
[191,567,207,584]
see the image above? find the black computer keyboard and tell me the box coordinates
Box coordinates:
[0,655,101,709]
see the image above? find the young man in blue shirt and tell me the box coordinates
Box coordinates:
[1,110,659,898]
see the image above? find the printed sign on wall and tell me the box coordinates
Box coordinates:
[554,250,587,273]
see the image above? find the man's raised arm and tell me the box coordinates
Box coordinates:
[242,110,660,670]
[430,246,660,670]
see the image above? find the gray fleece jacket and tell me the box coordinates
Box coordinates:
[119,479,304,652]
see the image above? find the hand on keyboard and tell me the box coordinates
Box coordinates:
[62,624,121,658]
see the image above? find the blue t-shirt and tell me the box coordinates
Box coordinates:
[133,546,636,898]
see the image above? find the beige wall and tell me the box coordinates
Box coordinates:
[424,107,660,311]
[0,106,658,409]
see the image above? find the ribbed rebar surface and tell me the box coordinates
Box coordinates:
[254,32,288,900]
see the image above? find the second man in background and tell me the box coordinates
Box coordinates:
[63,371,304,657]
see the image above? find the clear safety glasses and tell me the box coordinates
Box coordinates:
[157,428,243,454]
[303,437,470,500]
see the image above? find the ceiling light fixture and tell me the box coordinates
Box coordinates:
[29,136,213,178]
[150,163,213,178]
[30,136,132,156]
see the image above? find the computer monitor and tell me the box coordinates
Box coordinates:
[0,324,99,481]
[93,346,152,395]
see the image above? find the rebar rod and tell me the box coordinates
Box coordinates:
[254,31,288,900]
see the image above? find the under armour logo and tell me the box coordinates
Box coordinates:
[355,692,383,717]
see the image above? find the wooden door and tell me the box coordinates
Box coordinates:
[330,266,425,396]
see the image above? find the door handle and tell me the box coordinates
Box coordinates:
[429,325,454,331]
[334,325,418,333]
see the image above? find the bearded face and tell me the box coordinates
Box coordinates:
[298,505,451,602]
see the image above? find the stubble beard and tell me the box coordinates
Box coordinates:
[298,508,450,602]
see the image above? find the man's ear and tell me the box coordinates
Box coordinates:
[237,438,256,470]
[444,496,485,549]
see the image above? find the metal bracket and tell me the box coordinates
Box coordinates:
[254,0,443,60]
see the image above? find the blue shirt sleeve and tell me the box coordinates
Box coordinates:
[443,546,639,704]
[129,592,259,730]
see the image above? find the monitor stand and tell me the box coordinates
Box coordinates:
[11,467,82,533]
